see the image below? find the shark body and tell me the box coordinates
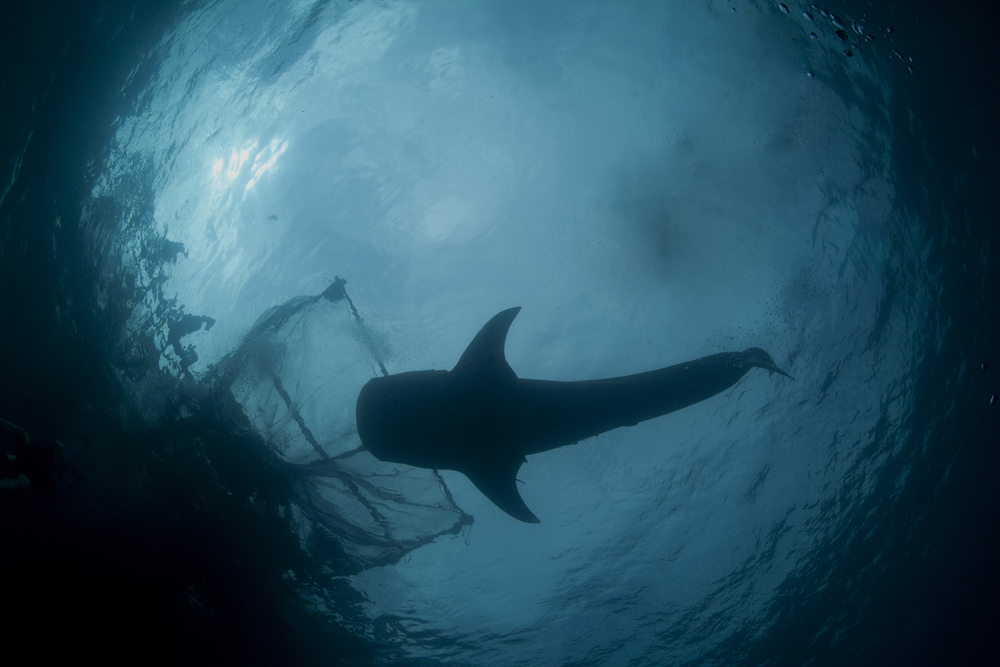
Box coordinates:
[356,307,792,522]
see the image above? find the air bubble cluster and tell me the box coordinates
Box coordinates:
[788,4,913,70]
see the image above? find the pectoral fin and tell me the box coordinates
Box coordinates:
[461,456,539,523]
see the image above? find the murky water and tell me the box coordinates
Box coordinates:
[1,1,996,665]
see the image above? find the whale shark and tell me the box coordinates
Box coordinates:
[356,307,793,523]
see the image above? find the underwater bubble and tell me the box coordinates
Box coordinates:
[821,8,830,17]
[810,31,817,38]
[836,29,849,41]
[893,49,903,59]
[832,16,846,29]
[844,49,854,57]
[853,21,865,35]
[779,3,789,15]
[804,11,814,20]
[982,363,987,371]
[992,394,997,406]
[888,25,895,33]
[807,71,814,77]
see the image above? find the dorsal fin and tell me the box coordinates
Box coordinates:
[461,455,539,523]
[452,307,521,382]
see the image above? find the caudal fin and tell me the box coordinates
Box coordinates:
[743,347,795,381]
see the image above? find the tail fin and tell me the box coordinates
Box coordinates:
[744,348,795,381]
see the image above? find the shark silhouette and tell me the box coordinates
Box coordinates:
[356,307,793,523]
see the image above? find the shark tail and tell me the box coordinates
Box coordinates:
[744,347,795,381]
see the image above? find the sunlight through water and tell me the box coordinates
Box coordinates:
[2,0,987,665]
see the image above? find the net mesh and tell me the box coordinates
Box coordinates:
[216,279,472,572]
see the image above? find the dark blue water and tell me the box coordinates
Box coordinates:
[1,1,997,666]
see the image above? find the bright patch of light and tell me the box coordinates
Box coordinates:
[219,141,257,182]
[246,138,288,191]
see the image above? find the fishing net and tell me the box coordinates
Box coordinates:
[216,278,472,572]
